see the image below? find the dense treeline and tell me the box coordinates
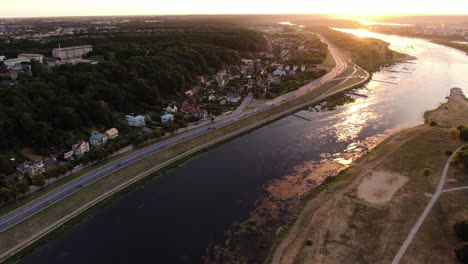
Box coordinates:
[0,28,267,156]
[0,27,267,58]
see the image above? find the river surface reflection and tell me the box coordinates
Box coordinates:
[20,30,468,263]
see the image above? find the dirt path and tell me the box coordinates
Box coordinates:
[391,144,467,264]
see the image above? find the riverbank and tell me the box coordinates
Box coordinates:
[430,39,468,56]
[271,87,468,263]
[0,42,372,262]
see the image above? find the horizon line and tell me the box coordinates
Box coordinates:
[1,13,468,19]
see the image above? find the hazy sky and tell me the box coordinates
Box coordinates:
[3,0,468,18]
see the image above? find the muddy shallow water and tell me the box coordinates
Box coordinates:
[20,31,468,263]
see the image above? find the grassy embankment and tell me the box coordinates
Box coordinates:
[430,39,468,55]
[0,62,371,262]
[270,88,468,264]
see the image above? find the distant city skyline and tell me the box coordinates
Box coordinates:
[2,0,468,18]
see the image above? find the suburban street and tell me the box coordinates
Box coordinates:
[0,33,352,236]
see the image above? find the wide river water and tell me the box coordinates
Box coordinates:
[20,30,468,263]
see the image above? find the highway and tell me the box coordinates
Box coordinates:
[0,33,351,236]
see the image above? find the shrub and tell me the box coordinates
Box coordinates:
[429,120,437,126]
[461,128,468,141]
[457,125,467,131]
[423,168,432,176]
[449,128,460,138]
[446,150,453,156]
[454,242,468,264]
[454,220,468,241]
[305,238,314,246]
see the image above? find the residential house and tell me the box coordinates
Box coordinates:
[273,70,287,76]
[0,55,5,61]
[72,140,90,157]
[165,104,178,113]
[16,160,45,177]
[43,157,58,171]
[226,93,242,104]
[194,109,208,120]
[142,127,153,134]
[293,65,298,71]
[105,128,119,139]
[126,115,146,127]
[18,53,44,63]
[182,97,197,107]
[63,150,74,160]
[6,172,24,183]
[89,131,108,146]
[301,65,306,71]
[161,114,174,124]
[208,94,218,102]
[181,105,198,114]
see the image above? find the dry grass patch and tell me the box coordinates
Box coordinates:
[357,171,408,204]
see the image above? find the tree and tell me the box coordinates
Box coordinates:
[454,221,468,241]
[460,127,468,141]
[422,168,432,176]
[0,187,13,203]
[167,122,179,134]
[455,242,468,264]
[449,128,461,138]
[32,174,46,188]
[15,180,29,195]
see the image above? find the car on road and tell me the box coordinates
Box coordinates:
[282,98,286,102]
[43,201,52,206]
[160,146,166,149]
[76,184,84,189]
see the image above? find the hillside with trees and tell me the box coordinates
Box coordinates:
[0,26,267,175]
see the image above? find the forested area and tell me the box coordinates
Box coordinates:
[308,27,398,72]
[0,27,267,158]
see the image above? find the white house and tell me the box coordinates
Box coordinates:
[18,53,44,63]
[161,114,174,124]
[273,70,287,76]
[0,55,6,62]
[126,115,146,127]
[301,65,306,71]
[226,93,241,103]
[208,94,217,102]
[72,140,90,156]
[165,104,178,113]
[89,131,108,146]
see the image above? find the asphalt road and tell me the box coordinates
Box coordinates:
[0,33,350,235]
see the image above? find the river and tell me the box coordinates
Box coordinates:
[20,30,468,263]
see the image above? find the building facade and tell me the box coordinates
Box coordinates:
[52,45,93,60]
[89,131,108,146]
[18,53,44,63]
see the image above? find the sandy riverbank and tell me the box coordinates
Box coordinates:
[272,87,468,264]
